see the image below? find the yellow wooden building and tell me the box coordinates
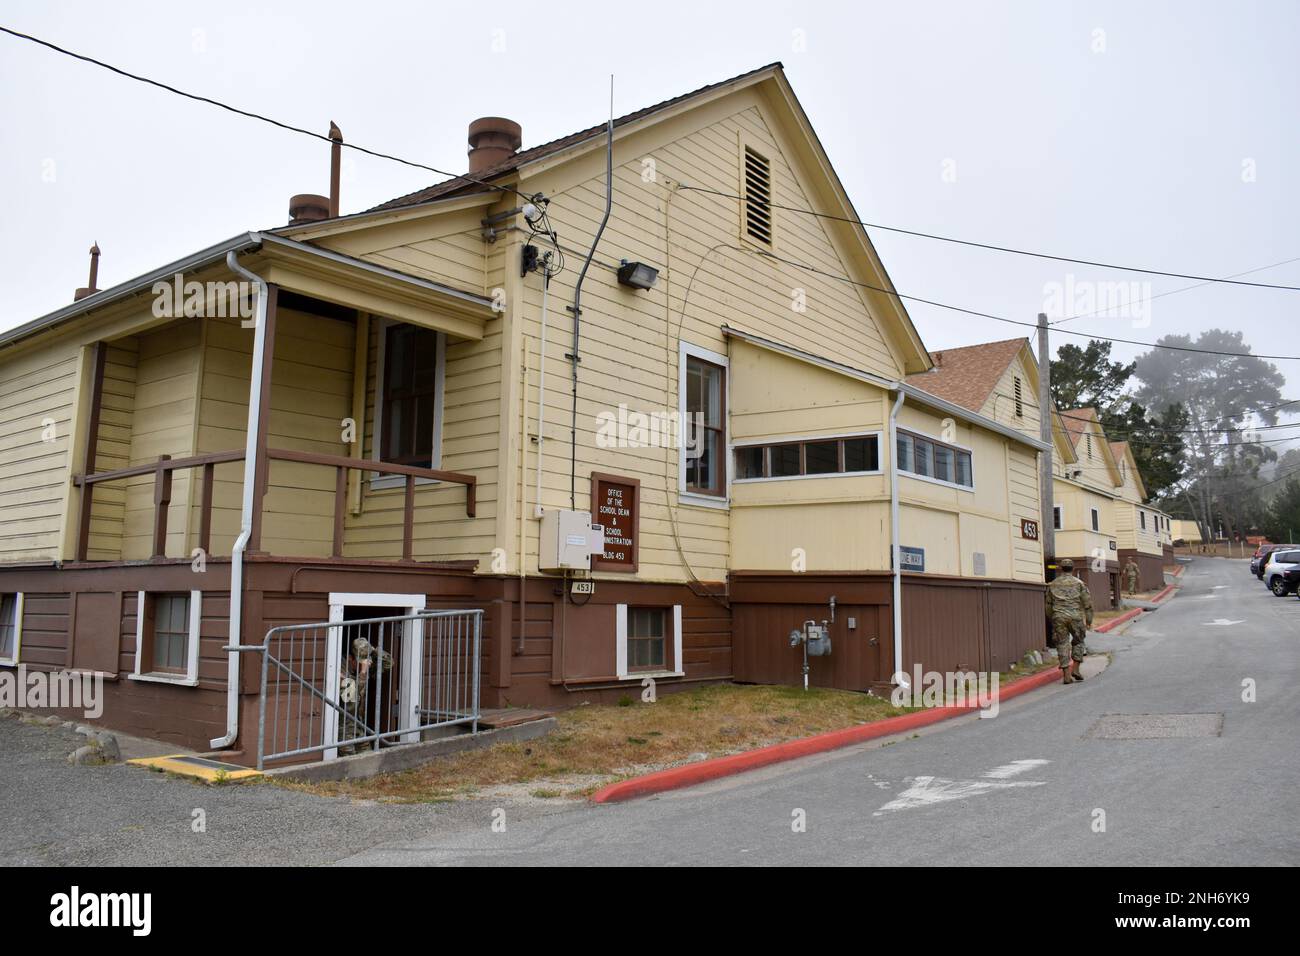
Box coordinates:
[0,63,1052,756]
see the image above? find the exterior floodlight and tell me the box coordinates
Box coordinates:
[617,260,659,290]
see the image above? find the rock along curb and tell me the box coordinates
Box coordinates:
[590,665,1064,804]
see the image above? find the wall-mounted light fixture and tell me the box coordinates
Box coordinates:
[617,260,659,291]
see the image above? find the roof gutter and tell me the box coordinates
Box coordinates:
[0,233,263,350]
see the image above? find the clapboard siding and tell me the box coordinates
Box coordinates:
[0,343,81,561]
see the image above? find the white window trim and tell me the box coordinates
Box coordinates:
[1053,505,1063,530]
[731,430,885,483]
[678,342,730,509]
[0,592,23,666]
[1090,507,1101,532]
[130,590,201,686]
[325,592,426,757]
[370,318,446,490]
[615,603,684,680]
[896,426,976,492]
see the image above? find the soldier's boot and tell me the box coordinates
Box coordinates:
[1061,666,1075,685]
[1072,659,1086,681]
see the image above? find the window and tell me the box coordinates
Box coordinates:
[1140,511,1147,530]
[683,350,726,498]
[897,429,973,488]
[0,593,20,664]
[1090,508,1100,532]
[732,434,880,481]
[1053,505,1063,530]
[742,145,773,246]
[133,591,200,684]
[1014,377,1024,418]
[379,322,441,468]
[626,608,666,672]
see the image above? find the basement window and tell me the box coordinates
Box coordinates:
[626,607,667,672]
[132,591,200,685]
[0,593,21,665]
[732,434,881,481]
[742,146,773,246]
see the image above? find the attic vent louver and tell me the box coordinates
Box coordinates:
[743,146,773,246]
[1014,376,1024,418]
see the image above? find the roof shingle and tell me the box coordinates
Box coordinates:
[903,337,1028,413]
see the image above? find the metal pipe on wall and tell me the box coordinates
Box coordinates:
[212,247,269,749]
[888,389,906,683]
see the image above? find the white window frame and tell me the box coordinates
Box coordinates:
[1053,505,1063,531]
[370,318,446,490]
[0,592,23,666]
[1090,507,1101,532]
[731,430,885,483]
[130,590,201,686]
[678,342,730,509]
[324,592,426,758]
[897,426,976,493]
[615,603,684,680]
[1139,510,1147,530]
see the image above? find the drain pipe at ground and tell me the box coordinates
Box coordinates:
[888,389,905,684]
[210,247,269,749]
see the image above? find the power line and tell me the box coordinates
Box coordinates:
[1050,256,1300,326]
[989,392,1300,435]
[0,25,531,204]
[677,184,1300,292]
[711,243,1300,361]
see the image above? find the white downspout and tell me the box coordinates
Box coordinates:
[210,247,268,749]
[889,389,905,684]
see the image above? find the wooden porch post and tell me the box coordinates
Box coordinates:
[74,342,107,561]
[151,455,173,559]
[247,284,278,553]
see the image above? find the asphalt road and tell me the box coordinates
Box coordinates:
[3,557,1296,866]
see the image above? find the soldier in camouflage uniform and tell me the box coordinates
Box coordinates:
[338,635,393,755]
[1124,557,1141,595]
[1046,558,1093,684]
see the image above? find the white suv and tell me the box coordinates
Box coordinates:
[1264,549,1300,596]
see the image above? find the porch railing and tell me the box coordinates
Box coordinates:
[72,447,476,561]
[227,608,483,770]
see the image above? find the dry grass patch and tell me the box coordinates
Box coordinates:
[282,683,911,803]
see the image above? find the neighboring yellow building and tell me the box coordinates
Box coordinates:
[0,63,1049,756]
[1110,440,1173,588]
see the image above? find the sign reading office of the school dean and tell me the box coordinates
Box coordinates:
[590,472,640,572]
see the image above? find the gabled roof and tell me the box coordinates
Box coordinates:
[1060,406,1123,486]
[903,337,1029,413]
[373,62,784,211]
[1109,440,1149,501]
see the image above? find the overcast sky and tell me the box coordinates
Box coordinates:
[2,0,1296,440]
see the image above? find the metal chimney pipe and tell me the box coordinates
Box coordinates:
[328,122,343,218]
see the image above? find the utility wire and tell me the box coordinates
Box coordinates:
[1050,256,1300,326]
[677,184,1300,292]
[0,25,533,204]
[728,244,1300,361]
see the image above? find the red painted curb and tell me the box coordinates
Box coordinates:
[1151,583,1177,603]
[590,665,1064,804]
[1170,565,1187,578]
[1094,607,1144,633]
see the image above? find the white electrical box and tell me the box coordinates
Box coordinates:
[538,509,606,572]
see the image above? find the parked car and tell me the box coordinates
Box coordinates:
[1283,566,1300,598]
[1252,543,1297,578]
[1263,549,1300,595]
